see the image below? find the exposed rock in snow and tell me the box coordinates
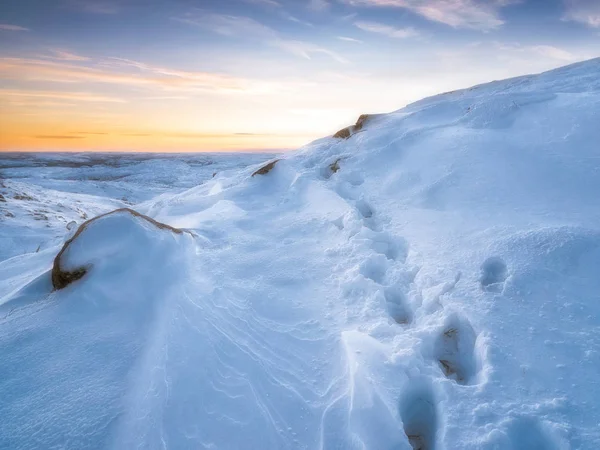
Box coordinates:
[251,159,281,176]
[51,208,186,290]
[333,125,353,139]
[333,113,383,139]
[0,153,271,261]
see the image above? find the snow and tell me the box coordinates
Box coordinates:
[1,59,600,449]
[0,153,271,260]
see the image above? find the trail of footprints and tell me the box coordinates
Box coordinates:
[325,158,485,450]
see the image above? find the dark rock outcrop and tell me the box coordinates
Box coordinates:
[52,208,183,290]
[329,158,341,174]
[333,127,353,139]
[14,193,35,201]
[252,159,280,177]
[332,113,382,139]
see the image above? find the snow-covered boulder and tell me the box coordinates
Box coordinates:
[51,208,188,290]
[0,208,195,449]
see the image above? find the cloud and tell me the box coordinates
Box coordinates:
[175,12,347,63]
[272,40,349,63]
[308,0,330,11]
[494,42,578,62]
[140,95,188,100]
[0,24,29,32]
[2,99,79,109]
[0,57,280,94]
[0,88,126,103]
[563,0,600,27]
[530,45,578,62]
[120,132,286,139]
[49,49,91,61]
[241,0,282,7]
[175,13,275,38]
[105,57,285,91]
[283,13,315,27]
[354,20,418,38]
[337,36,364,43]
[341,0,517,31]
[35,135,86,139]
[239,0,314,26]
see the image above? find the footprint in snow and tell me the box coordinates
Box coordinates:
[384,286,413,324]
[433,313,480,385]
[355,199,382,231]
[399,378,439,450]
[480,256,508,292]
[370,232,408,262]
[345,171,364,186]
[359,255,388,284]
[356,198,374,219]
[493,415,567,450]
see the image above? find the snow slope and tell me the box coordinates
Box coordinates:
[1,59,600,449]
[0,153,271,260]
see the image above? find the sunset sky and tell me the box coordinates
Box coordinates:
[1,0,599,152]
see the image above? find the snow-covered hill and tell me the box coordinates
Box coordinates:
[0,153,271,260]
[1,59,600,449]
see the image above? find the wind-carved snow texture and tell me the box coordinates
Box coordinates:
[328,150,487,448]
[2,59,600,449]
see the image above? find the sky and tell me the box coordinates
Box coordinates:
[0,0,599,152]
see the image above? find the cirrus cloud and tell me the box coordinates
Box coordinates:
[0,24,29,32]
[354,20,419,38]
[563,0,600,27]
[341,0,518,31]
[0,57,296,95]
[174,12,347,63]
[0,88,126,103]
[493,42,579,62]
[49,49,91,61]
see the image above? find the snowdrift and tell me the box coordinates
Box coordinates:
[1,59,600,449]
[0,209,194,449]
[51,208,188,289]
[0,153,271,261]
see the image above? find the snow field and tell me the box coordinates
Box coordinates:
[1,59,600,449]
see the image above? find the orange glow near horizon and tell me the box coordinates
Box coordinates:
[0,55,371,153]
[1,3,595,153]
[0,112,314,152]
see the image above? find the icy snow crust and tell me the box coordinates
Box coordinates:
[1,59,600,449]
